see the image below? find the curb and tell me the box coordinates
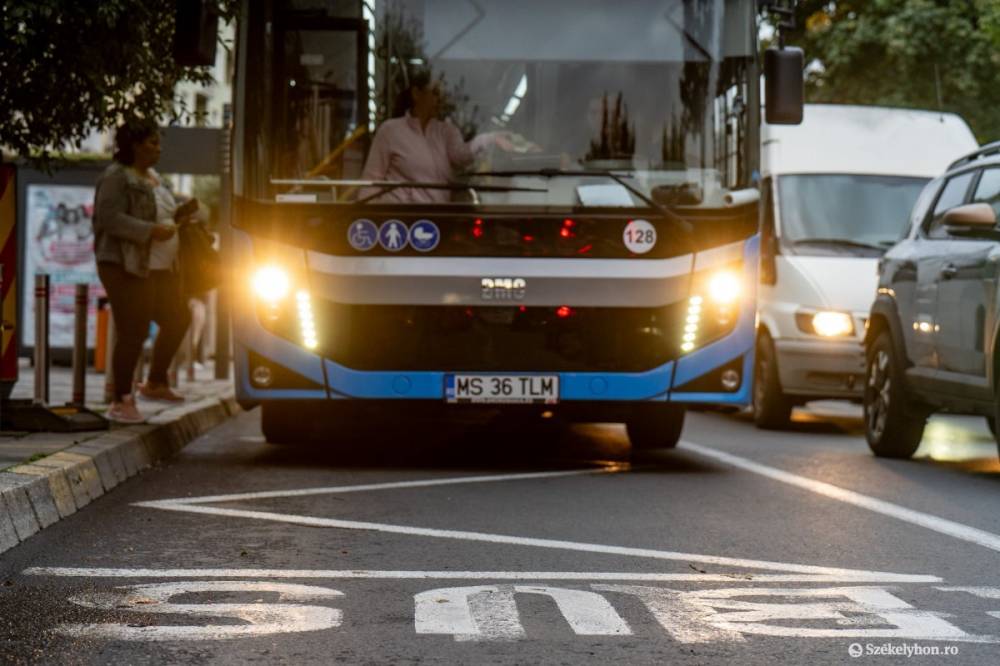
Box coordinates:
[0,393,240,556]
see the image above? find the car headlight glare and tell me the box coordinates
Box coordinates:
[812,311,854,337]
[707,271,741,305]
[252,266,291,303]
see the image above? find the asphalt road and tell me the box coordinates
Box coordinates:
[1,402,999,665]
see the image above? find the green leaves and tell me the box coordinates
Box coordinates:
[0,0,236,167]
[785,0,1000,142]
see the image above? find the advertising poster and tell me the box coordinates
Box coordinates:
[21,184,106,350]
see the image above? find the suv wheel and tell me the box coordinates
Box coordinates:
[753,332,793,429]
[864,331,925,458]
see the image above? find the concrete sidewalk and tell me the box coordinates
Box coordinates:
[0,360,240,556]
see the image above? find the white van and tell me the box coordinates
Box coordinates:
[754,104,978,428]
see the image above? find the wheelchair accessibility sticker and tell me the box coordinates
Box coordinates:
[348,219,378,251]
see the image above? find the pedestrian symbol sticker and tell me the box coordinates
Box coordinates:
[379,220,408,251]
[409,220,440,252]
[348,219,377,251]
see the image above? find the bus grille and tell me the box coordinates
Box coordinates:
[311,302,688,373]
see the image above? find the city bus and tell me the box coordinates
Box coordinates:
[228,0,803,450]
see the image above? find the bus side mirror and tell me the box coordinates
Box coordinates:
[764,47,804,125]
[173,0,220,67]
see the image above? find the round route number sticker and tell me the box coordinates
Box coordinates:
[623,219,656,254]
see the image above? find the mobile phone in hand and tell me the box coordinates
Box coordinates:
[176,198,199,218]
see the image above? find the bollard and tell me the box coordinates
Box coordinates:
[103,310,117,404]
[33,274,50,405]
[71,283,89,405]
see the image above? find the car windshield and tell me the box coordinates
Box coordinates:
[777,174,929,255]
[270,0,756,208]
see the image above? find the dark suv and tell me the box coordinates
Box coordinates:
[865,142,1000,459]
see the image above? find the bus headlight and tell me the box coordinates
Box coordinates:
[252,266,291,304]
[681,267,744,354]
[707,271,741,305]
[811,311,854,337]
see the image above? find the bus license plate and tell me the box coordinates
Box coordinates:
[446,374,559,404]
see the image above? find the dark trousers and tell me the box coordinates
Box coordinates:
[97,262,191,401]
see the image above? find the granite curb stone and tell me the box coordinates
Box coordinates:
[0,393,240,556]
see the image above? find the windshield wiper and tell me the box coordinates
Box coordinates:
[468,169,693,234]
[269,178,547,204]
[792,238,893,251]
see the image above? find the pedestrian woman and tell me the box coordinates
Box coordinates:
[360,68,515,203]
[93,119,195,423]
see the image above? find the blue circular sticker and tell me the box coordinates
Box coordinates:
[378,219,408,252]
[347,218,377,251]
[408,219,440,252]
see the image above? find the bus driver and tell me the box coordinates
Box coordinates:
[360,69,514,203]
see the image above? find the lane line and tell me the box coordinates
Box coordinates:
[141,468,623,505]
[680,440,1000,554]
[128,502,940,582]
[22,567,941,583]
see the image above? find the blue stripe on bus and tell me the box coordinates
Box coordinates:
[322,361,675,401]
[669,352,754,404]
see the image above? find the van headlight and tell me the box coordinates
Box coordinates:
[810,311,854,337]
[796,310,854,337]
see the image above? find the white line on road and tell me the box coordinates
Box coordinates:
[128,501,940,582]
[680,440,1000,554]
[141,468,623,505]
[22,567,940,583]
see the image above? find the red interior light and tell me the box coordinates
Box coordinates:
[577,244,593,254]
[523,234,535,243]
[474,218,484,226]
[563,218,575,227]
[559,227,572,238]
[556,306,572,318]
[473,227,484,238]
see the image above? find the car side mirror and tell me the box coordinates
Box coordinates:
[764,47,804,125]
[943,203,997,229]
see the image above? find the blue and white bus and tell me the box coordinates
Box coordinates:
[229,0,802,450]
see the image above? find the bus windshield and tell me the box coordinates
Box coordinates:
[266,0,757,209]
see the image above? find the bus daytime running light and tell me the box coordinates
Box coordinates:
[681,295,702,353]
[296,290,319,350]
[252,266,291,304]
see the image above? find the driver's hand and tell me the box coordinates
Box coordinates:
[494,132,542,153]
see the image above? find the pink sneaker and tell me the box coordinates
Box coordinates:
[138,382,185,402]
[107,396,145,424]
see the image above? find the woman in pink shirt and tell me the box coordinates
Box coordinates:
[361,70,504,203]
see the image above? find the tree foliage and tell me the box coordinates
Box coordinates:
[0,0,237,164]
[782,0,1000,142]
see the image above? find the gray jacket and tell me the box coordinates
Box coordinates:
[93,163,156,277]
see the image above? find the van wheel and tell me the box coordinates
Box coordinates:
[864,332,925,458]
[753,333,793,429]
[626,405,685,452]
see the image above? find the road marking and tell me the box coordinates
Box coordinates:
[415,585,631,641]
[938,588,1000,621]
[130,471,941,583]
[140,468,624,505]
[60,581,342,641]
[594,585,745,643]
[23,567,939,583]
[130,503,941,582]
[680,440,1000,554]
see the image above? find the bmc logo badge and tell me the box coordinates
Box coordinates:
[481,278,527,301]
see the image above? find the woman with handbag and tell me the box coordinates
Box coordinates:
[93,119,196,423]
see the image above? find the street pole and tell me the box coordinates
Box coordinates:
[71,283,88,405]
[33,274,50,405]
[215,103,232,380]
